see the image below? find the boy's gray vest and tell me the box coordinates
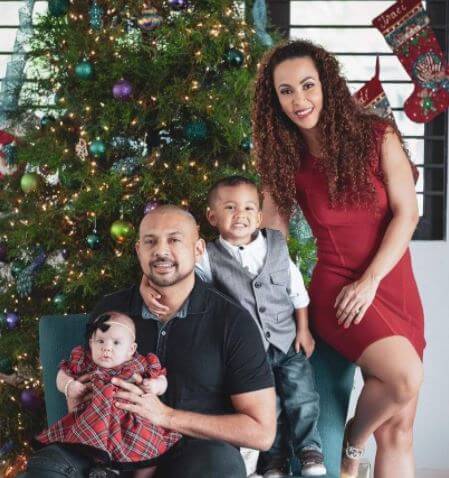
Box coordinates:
[207,229,296,354]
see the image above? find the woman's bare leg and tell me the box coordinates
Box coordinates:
[373,396,418,478]
[341,336,423,477]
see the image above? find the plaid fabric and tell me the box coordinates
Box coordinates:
[37,346,181,463]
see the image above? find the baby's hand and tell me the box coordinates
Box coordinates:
[142,376,168,396]
[67,379,89,400]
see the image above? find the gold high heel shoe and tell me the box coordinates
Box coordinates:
[340,418,364,478]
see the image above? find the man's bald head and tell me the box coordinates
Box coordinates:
[136,205,205,288]
[139,205,199,240]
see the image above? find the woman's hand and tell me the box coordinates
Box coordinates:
[139,275,170,317]
[334,275,379,328]
[112,377,173,428]
[66,373,92,412]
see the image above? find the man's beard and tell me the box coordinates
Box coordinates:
[145,263,193,287]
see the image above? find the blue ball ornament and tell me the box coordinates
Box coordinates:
[89,140,106,158]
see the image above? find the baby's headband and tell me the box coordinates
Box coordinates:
[87,313,136,341]
[103,320,136,341]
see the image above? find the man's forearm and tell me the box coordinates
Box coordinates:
[166,408,274,451]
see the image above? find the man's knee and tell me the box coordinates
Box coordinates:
[19,444,92,478]
[175,440,246,478]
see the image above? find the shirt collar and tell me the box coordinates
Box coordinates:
[142,298,189,321]
[218,229,263,253]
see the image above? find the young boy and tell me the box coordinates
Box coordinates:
[143,176,326,477]
[201,176,325,477]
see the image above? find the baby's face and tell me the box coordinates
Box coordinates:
[207,184,262,245]
[90,322,136,369]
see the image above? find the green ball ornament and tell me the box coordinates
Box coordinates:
[110,220,134,244]
[89,140,106,158]
[226,48,244,68]
[20,172,40,193]
[0,357,14,375]
[48,0,69,17]
[75,60,94,80]
[86,233,101,250]
[52,292,66,311]
[183,120,208,143]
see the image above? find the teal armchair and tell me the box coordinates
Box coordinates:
[39,315,355,477]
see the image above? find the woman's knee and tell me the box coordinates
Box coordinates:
[389,366,423,404]
[374,415,415,451]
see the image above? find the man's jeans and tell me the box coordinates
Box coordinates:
[258,344,322,470]
[19,438,247,478]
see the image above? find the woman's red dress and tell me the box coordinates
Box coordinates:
[295,123,425,362]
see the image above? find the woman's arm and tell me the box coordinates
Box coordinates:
[260,189,290,238]
[335,127,419,327]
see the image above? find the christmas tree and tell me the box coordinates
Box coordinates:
[0,0,314,470]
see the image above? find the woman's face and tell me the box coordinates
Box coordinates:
[273,56,323,132]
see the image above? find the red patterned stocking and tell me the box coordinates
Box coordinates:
[373,0,449,123]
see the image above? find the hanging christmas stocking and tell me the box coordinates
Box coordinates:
[354,57,395,121]
[373,0,449,123]
[354,58,419,183]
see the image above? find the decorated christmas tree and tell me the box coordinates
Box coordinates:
[0,0,315,472]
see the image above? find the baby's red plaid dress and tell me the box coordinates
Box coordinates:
[36,346,181,465]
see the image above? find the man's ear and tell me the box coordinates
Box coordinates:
[256,210,262,228]
[206,208,217,227]
[135,240,140,256]
[195,237,206,262]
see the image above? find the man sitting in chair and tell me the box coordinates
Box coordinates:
[22,205,276,478]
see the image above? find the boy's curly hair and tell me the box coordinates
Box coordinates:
[251,39,407,217]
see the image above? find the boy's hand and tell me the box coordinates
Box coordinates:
[140,275,170,317]
[294,328,316,358]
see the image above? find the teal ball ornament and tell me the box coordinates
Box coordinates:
[48,0,69,17]
[240,136,252,152]
[20,172,40,193]
[86,233,101,250]
[75,60,94,80]
[226,48,245,68]
[52,292,66,311]
[183,120,208,143]
[89,140,106,158]
[0,357,13,374]
[10,261,24,279]
[137,7,163,31]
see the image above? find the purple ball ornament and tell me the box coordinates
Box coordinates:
[20,389,43,411]
[144,201,159,214]
[0,243,7,262]
[168,0,188,10]
[5,312,20,330]
[112,79,133,101]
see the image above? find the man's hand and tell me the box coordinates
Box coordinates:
[113,377,173,428]
[139,275,170,317]
[294,328,316,358]
[66,373,92,412]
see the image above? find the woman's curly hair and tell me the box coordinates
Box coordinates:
[251,39,407,217]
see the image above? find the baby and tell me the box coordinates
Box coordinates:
[36,311,180,477]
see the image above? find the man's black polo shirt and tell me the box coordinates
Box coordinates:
[90,276,274,415]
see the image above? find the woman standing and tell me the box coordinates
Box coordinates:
[252,40,425,478]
